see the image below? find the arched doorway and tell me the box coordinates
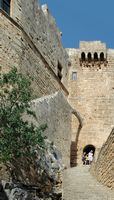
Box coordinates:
[82,144,95,165]
[83,144,95,155]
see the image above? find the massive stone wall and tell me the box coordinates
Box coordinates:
[91,128,114,189]
[26,92,72,168]
[67,41,114,163]
[0,0,69,97]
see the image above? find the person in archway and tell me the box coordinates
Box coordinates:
[88,150,93,165]
[82,152,86,165]
[86,154,89,165]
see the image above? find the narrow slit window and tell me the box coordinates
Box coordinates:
[57,62,62,81]
[71,72,77,80]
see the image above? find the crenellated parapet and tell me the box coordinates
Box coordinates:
[79,41,108,67]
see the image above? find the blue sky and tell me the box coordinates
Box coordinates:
[40,0,114,48]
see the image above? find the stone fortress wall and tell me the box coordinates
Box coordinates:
[0,0,77,168]
[67,41,114,163]
[91,128,114,189]
[0,0,69,98]
[0,0,114,189]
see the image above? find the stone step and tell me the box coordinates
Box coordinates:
[63,166,114,200]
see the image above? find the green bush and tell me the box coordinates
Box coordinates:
[0,68,47,162]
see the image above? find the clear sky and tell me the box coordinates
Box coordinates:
[40,0,114,49]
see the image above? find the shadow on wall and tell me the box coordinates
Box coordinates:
[70,109,83,167]
[0,184,8,200]
[70,124,82,167]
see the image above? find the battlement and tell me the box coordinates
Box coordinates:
[79,41,107,64]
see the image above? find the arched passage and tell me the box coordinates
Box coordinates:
[83,144,95,155]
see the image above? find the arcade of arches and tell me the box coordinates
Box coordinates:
[81,52,105,61]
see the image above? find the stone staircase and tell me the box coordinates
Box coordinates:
[62,166,114,200]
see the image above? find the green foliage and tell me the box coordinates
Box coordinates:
[0,68,47,162]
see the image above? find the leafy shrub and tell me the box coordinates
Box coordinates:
[0,68,47,162]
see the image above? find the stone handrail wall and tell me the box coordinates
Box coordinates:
[26,92,72,168]
[90,128,114,189]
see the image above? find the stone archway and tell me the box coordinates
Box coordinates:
[83,144,95,155]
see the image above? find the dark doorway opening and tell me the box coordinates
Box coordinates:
[83,144,95,155]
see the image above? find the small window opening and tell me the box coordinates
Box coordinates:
[88,52,92,61]
[71,72,77,80]
[0,0,10,15]
[81,52,85,61]
[94,52,98,61]
[100,52,104,61]
[57,62,62,81]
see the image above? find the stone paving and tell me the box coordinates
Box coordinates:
[62,166,114,200]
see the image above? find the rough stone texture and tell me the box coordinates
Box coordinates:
[67,41,114,164]
[0,0,69,98]
[27,92,72,168]
[63,166,114,200]
[91,128,114,189]
[0,140,63,200]
[0,0,114,196]
[11,0,68,79]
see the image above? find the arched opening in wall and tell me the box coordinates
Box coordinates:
[94,52,98,61]
[0,0,10,15]
[83,144,95,155]
[100,52,104,61]
[82,144,95,165]
[88,52,92,61]
[81,52,86,61]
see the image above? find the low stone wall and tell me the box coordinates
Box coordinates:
[90,128,114,189]
[26,92,73,168]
